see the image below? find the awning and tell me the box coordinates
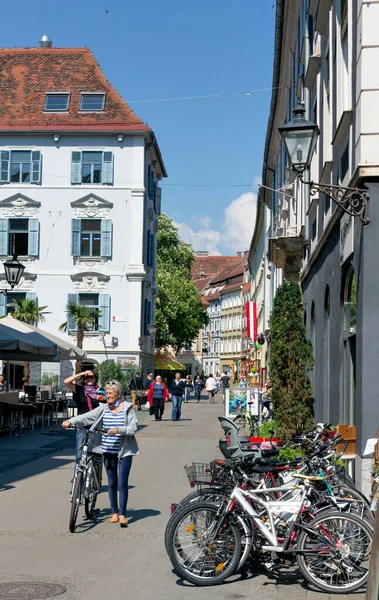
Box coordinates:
[0,316,86,362]
[154,354,186,371]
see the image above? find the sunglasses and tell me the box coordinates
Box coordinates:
[106,381,119,386]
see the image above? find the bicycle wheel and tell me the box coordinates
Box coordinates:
[297,510,372,594]
[84,466,98,519]
[165,488,227,554]
[332,485,373,525]
[165,501,241,586]
[69,471,83,533]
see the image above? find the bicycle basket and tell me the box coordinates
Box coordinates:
[184,462,213,487]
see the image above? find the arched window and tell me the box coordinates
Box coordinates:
[310,302,316,395]
[344,266,356,331]
[324,286,331,422]
[342,266,356,424]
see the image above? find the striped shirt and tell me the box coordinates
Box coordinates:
[102,406,125,454]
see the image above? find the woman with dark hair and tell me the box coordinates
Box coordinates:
[64,370,104,463]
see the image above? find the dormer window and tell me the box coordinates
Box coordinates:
[79,93,106,112]
[44,93,70,112]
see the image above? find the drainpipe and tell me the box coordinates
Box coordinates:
[303,9,311,255]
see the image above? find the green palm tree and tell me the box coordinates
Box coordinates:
[10,298,49,387]
[59,302,101,373]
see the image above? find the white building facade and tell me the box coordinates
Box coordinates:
[0,43,166,384]
[250,0,379,494]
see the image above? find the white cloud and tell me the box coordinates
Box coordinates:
[175,191,257,255]
[176,222,222,256]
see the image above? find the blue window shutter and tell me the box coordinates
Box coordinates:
[0,219,8,255]
[100,219,112,257]
[155,187,162,214]
[71,151,82,185]
[144,299,151,335]
[71,219,81,256]
[102,152,114,185]
[0,294,6,317]
[99,294,111,332]
[150,233,155,269]
[28,219,39,256]
[146,231,150,266]
[148,232,154,267]
[147,165,151,197]
[150,169,155,199]
[0,151,10,183]
[67,293,79,332]
[26,292,37,302]
[31,151,41,184]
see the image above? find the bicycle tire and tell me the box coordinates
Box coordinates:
[165,501,241,586]
[69,471,83,533]
[332,484,373,525]
[84,466,98,520]
[297,510,372,594]
[165,488,227,554]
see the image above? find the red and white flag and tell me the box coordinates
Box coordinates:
[245,301,257,342]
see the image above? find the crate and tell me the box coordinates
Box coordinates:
[336,424,356,456]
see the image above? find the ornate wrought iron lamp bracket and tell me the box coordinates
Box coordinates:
[298,174,370,225]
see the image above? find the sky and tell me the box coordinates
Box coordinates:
[2,0,276,255]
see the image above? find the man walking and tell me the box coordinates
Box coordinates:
[169,372,185,421]
[205,373,217,403]
[129,371,144,411]
[221,371,230,402]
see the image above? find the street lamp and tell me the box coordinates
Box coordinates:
[3,255,25,290]
[279,103,370,225]
[162,331,170,343]
[147,322,158,336]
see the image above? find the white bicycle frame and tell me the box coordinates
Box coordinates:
[227,483,308,551]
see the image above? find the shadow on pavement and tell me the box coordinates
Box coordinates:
[127,508,161,524]
[72,507,161,533]
[0,454,73,489]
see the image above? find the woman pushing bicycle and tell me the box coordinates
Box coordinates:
[62,380,138,527]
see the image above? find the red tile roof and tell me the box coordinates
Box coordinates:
[210,260,245,285]
[0,47,150,133]
[193,276,213,292]
[192,256,241,280]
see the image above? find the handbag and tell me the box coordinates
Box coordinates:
[133,377,144,398]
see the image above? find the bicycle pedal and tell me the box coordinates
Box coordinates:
[263,561,278,572]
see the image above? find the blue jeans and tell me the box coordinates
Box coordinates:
[171,395,183,421]
[104,454,133,517]
[76,429,86,463]
[184,387,191,402]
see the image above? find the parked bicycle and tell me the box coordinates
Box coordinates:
[165,421,374,592]
[68,427,105,533]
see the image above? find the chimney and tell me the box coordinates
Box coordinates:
[197,251,209,256]
[39,35,52,48]
[244,250,249,257]
[237,252,242,257]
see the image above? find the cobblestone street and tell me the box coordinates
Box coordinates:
[0,396,365,600]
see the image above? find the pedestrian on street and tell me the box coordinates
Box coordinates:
[62,380,138,527]
[215,373,221,394]
[148,375,168,421]
[169,372,185,421]
[64,370,104,463]
[221,371,230,402]
[205,373,217,403]
[239,375,248,388]
[129,371,144,411]
[184,375,193,403]
[194,375,203,402]
[144,373,154,395]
